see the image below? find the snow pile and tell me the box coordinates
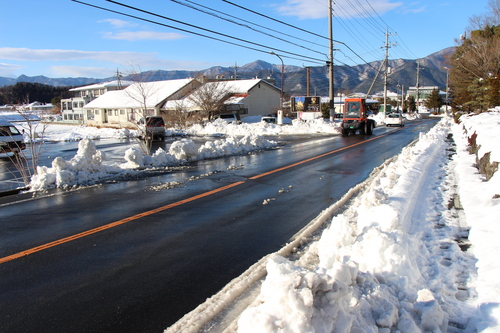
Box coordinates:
[186,118,340,136]
[30,134,277,190]
[452,110,500,331]
[42,125,131,141]
[237,118,479,332]
[30,139,123,190]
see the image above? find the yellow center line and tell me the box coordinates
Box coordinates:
[0,127,411,265]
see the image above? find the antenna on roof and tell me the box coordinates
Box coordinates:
[116,69,123,89]
[232,62,239,80]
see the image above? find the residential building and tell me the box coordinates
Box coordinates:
[83,78,200,127]
[61,80,132,123]
[163,79,281,119]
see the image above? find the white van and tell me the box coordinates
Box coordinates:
[0,120,26,153]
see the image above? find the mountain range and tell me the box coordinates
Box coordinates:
[0,47,455,96]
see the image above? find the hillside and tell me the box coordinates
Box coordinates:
[0,47,454,96]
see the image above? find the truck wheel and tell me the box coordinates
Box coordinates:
[359,124,366,135]
[341,128,349,137]
[366,122,373,135]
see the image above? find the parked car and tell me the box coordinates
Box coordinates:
[261,116,277,124]
[0,120,26,154]
[385,113,405,127]
[213,113,241,124]
[138,116,166,141]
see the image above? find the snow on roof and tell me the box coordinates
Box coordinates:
[70,80,133,91]
[203,79,279,93]
[84,79,194,109]
[224,95,247,105]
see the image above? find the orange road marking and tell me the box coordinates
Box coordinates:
[0,127,416,265]
[0,181,244,264]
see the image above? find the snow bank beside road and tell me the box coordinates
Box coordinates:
[453,111,500,331]
[236,118,471,332]
[30,134,277,191]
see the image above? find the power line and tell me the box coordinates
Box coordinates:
[169,0,328,57]
[105,0,328,64]
[221,0,329,41]
[72,0,326,66]
[182,0,329,50]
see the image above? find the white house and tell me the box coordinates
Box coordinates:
[61,80,132,123]
[83,78,200,127]
[163,79,281,119]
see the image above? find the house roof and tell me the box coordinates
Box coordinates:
[84,78,194,109]
[70,80,133,92]
[202,78,279,94]
[162,79,278,110]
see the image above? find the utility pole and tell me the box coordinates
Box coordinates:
[416,61,422,110]
[401,84,405,112]
[328,0,334,120]
[306,66,311,96]
[383,27,395,113]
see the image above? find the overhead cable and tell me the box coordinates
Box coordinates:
[105,0,327,63]
[169,0,327,57]
[71,0,326,65]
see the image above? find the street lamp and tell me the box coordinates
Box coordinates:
[270,51,284,115]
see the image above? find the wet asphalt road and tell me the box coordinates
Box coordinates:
[0,119,439,332]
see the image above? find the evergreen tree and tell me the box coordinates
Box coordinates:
[424,88,443,114]
[407,95,417,112]
[450,24,500,112]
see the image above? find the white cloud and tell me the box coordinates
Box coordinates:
[276,0,402,19]
[0,63,24,77]
[51,66,117,78]
[399,2,427,14]
[0,47,223,78]
[102,31,186,41]
[0,47,157,64]
[99,18,136,28]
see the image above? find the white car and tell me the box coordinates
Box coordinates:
[261,116,277,124]
[212,113,241,124]
[0,120,26,153]
[385,113,405,127]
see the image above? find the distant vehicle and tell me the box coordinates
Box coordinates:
[138,116,166,141]
[341,98,376,136]
[0,120,26,154]
[213,113,241,124]
[261,116,276,124]
[385,113,405,127]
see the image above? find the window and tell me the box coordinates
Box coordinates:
[345,101,361,117]
[95,110,100,115]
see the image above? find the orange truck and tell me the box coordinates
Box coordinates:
[341,98,376,136]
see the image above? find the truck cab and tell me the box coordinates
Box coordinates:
[341,98,376,136]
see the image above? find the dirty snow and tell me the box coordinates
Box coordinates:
[2,109,499,332]
[232,113,500,333]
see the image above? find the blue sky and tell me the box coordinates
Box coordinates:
[0,0,490,78]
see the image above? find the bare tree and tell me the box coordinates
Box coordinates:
[187,80,234,121]
[469,0,500,30]
[124,67,160,155]
[7,109,48,188]
[166,99,197,129]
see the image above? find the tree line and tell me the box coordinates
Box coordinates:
[0,82,73,106]
[449,0,500,113]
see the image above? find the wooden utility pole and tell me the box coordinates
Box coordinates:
[416,61,422,108]
[383,28,396,113]
[328,0,334,120]
[306,66,311,96]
